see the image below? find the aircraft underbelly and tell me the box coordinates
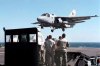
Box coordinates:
[41,22,52,27]
[54,23,64,28]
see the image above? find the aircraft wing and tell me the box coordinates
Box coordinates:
[31,22,40,24]
[55,15,98,22]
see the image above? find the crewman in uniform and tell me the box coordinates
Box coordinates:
[45,35,55,66]
[54,36,62,65]
[55,33,68,66]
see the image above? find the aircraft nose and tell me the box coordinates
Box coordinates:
[37,17,43,22]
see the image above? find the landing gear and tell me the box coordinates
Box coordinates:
[62,28,65,32]
[41,26,43,29]
[51,29,54,32]
[51,27,55,32]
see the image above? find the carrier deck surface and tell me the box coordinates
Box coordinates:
[0,47,100,65]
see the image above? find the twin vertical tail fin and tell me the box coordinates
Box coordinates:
[69,9,76,17]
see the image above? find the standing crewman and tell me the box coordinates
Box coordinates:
[55,33,69,66]
[55,36,62,66]
[45,35,55,66]
[37,28,45,65]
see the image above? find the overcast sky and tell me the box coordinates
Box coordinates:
[0,0,100,42]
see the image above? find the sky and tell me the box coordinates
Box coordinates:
[0,0,100,42]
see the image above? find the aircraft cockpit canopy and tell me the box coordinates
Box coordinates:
[41,13,50,17]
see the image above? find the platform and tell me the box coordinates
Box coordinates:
[0,47,100,65]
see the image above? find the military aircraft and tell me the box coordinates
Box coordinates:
[33,10,98,32]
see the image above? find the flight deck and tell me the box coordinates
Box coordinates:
[0,47,100,66]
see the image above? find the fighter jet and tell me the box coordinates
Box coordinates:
[33,10,98,32]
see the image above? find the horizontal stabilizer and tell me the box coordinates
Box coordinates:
[92,15,99,17]
[75,21,85,23]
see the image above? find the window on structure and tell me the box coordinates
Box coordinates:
[6,35,11,42]
[13,35,19,42]
[20,34,27,42]
[29,34,36,42]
